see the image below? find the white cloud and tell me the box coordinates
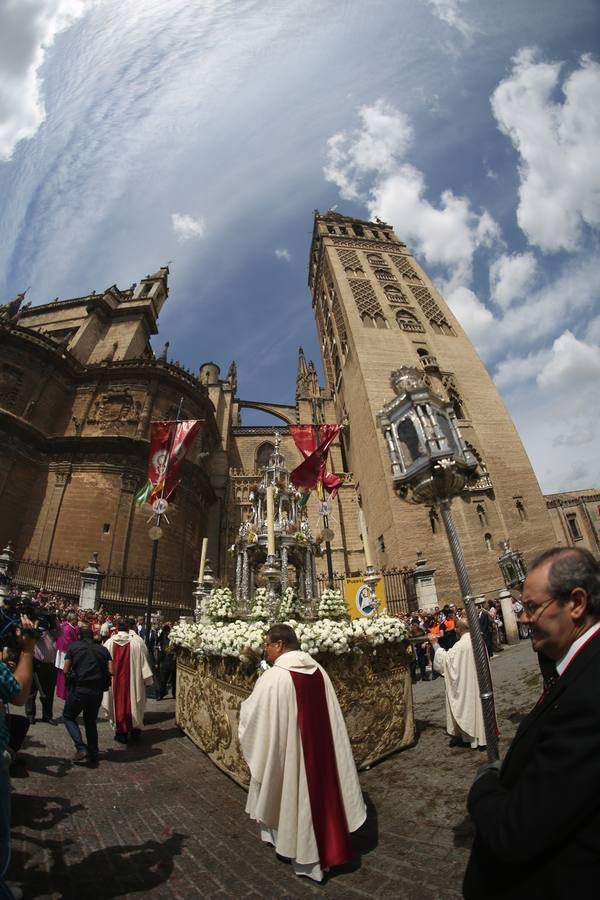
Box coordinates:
[491,50,600,253]
[323,99,412,201]
[493,346,551,390]
[324,99,500,294]
[274,248,291,262]
[489,252,538,309]
[537,330,600,389]
[423,0,474,40]
[171,213,206,242]
[0,0,94,161]
[445,285,495,344]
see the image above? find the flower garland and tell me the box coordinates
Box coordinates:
[317,588,349,621]
[279,586,301,620]
[206,586,236,622]
[169,614,408,660]
[249,587,269,621]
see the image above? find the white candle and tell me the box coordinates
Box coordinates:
[198,537,208,583]
[266,486,276,557]
[358,506,374,569]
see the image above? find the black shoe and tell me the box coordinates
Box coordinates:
[114,732,128,744]
[42,717,58,726]
[87,753,99,768]
[130,728,142,742]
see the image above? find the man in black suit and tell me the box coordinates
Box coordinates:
[464,546,600,899]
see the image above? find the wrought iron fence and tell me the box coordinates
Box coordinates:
[100,572,195,618]
[12,555,415,619]
[13,558,81,601]
[11,558,194,618]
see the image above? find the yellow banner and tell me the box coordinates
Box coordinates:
[344,576,387,619]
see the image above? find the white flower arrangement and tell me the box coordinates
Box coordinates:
[250,587,269,621]
[317,588,349,621]
[279,586,301,620]
[169,614,408,660]
[206,586,237,622]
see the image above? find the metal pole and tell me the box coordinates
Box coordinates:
[438,499,499,762]
[311,400,334,586]
[145,535,159,642]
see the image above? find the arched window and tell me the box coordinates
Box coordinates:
[385,284,407,303]
[396,309,425,333]
[367,253,385,265]
[484,532,493,551]
[429,509,439,534]
[361,313,375,328]
[256,442,274,470]
[373,314,387,329]
[476,504,488,527]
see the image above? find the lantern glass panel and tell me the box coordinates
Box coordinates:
[436,412,456,452]
[396,416,421,466]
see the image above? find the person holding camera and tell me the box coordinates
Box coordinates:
[62,626,112,767]
[1,613,38,900]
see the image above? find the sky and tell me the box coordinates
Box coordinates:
[0,0,599,495]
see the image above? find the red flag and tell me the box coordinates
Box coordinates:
[289,425,343,498]
[148,420,201,502]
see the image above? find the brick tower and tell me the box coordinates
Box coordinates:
[308,211,557,599]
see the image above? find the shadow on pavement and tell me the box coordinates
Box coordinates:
[12,831,186,899]
[328,792,378,879]
[12,794,85,831]
[99,725,184,763]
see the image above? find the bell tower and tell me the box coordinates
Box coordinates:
[308,211,556,597]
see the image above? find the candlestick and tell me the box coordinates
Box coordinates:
[198,537,208,583]
[266,486,276,557]
[358,506,374,569]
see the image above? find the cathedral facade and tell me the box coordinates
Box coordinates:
[1,212,592,604]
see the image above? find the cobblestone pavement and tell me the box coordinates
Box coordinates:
[10,641,541,900]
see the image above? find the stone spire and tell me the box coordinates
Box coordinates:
[296,347,310,400]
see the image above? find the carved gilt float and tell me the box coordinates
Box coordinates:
[175,643,415,788]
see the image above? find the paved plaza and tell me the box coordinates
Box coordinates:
[10,641,541,899]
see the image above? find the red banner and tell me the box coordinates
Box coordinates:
[148,420,202,501]
[289,424,343,498]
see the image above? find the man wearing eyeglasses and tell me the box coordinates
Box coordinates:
[463,546,600,899]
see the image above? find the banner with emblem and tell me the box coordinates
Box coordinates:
[135,419,202,506]
[344,576,387,619]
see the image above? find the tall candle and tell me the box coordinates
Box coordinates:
[358,506,374,569]
[266,486,276,557]
[198,537,208,583]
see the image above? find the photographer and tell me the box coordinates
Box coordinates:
[1,613,38,900]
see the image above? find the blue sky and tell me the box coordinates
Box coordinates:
[1,0,599,494]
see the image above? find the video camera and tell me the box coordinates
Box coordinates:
[0,593,58,652]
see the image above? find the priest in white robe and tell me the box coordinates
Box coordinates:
[103,622,154,742]
[429,618,487,749]
[239,623,366,882]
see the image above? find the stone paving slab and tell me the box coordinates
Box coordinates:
[9,641,541,899]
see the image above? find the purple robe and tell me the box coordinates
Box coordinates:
[55,621,80,700]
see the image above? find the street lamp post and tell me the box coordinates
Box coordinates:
[377,367,499,762]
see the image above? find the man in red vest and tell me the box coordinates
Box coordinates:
[239,624,366,882]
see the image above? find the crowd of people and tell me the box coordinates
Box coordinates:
[2,546,600,897]
[2,595,177,769]
[403,596,526,685]
[0,592,178,896]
